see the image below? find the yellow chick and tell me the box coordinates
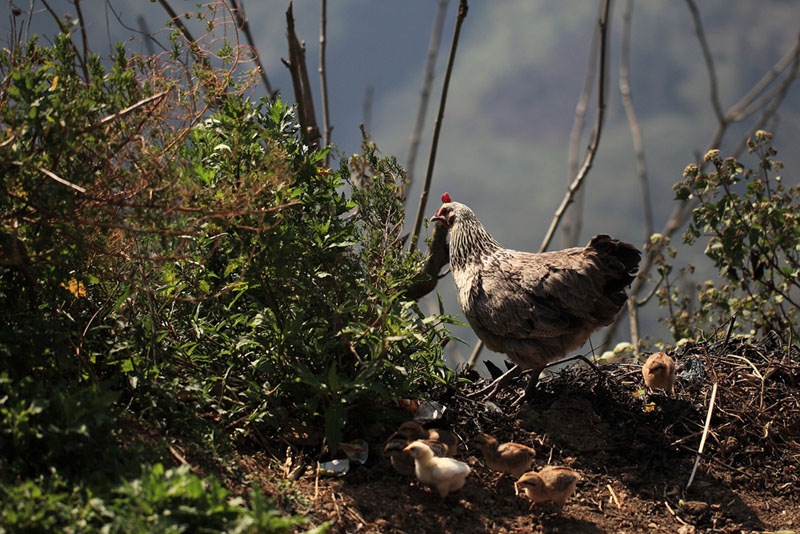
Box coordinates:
[515,466,580,507]
[403,440,471,498]
[642,351,676,394]
[396,421,458,456]
[471,433,536,479]
[384,435,448,476]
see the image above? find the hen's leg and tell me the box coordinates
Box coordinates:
[510,365,544,407]
[468,364,521,399]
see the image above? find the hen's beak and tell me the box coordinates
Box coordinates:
[430,208,449,228]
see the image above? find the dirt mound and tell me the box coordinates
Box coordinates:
[252,336,800,533]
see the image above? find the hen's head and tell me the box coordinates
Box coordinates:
[430,192,475,230]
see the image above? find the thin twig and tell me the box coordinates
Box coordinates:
[619,0,653,242]
[72,0,91,82]
[603,36,800,348]
[409,0,469,252]
[156,0,197,47]
[284,3,322,149]
[539,0,612,253]
[562,3,600,248]
[77,90,170,135]
[404,0,449,202]
[11,161,87,194]
[319,0,331,163]
[686,382,718,490]
[684,0,724,123]
[228,0,276,98]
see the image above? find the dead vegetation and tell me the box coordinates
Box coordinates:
[245,335,800,533]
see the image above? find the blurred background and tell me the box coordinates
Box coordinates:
[10,0,800,370]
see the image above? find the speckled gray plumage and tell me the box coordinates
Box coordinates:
[439,201,641,377]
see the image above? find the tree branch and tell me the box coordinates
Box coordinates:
[283,3,321,150]
[227,0,276,98]
[409,0,469,252]
[319,0,332,164]
[620,0,653,241]
[404,0,450,202]
[539,0,612,254]
[684,0,724,123]
[562,8,600,248]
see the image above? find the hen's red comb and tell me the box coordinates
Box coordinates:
[441,192,452,203]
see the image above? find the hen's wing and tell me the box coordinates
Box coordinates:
[465,247,602,340]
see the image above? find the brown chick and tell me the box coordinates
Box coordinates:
[471,433,536,479]
[403,440,471,498]
[396,421,458,456]
[642,351,676,394]
[384,434,448,476]
[515,466,580,507]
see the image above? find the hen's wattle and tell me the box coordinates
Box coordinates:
[431,197,641,401]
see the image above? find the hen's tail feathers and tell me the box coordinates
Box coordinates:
[587,234,642,297]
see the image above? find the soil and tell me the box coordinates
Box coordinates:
[242,335,800,533]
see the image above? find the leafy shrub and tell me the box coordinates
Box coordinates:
[1,9,453,530]
[0,464,326,534]
[658,131,799,338]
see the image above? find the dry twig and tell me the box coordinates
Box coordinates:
[686,381,718,490]
[409,0,469,252]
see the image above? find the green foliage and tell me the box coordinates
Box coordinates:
[1,15,452,530]
[659,131,800,338]
[0,465,325,534]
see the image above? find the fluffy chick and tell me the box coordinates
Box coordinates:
[515,466,580,507]
[396,421,458,456]
[384,435,448,476]
[642,351,676,394]
[403,440,471,498]
[471,433,536,479]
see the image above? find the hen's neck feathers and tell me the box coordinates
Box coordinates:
[449,210,501,270]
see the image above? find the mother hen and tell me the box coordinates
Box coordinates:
[430,193,640,402]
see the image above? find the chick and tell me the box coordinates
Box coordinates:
[396,421,458,456]
[642,351,676,394]
[403,440,471,498]
[471,433,536,479]
[515,466,580,507]
[384,435,448,476]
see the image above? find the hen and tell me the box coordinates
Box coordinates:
[430,193,640,401]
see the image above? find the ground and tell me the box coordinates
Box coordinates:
[214,336,800,533]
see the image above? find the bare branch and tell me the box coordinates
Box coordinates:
[156,0,197,46]
[404,0,449,202]
[362,85,374,133]
[228,0,276,98]
[725,37,800,122]
[562,8,599,248]
[539,0,612,253]
[603,34,800,348]
[619,0,653,241]
[72,0,90,81]
[409,0,469,252]
[319,0,332,164]
[11,161,87,194]
[41,0,90,81]
[284,3,321,149]
[684,0,724,123]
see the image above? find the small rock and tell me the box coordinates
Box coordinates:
[678,526,696,534]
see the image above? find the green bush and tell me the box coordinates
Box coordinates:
[657,131,800,338]
[1,12,453,530]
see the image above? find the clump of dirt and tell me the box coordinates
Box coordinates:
[244,336,800,533]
